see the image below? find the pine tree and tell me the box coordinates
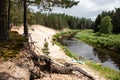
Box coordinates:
[0,0,9,41]
[94,15,101,32]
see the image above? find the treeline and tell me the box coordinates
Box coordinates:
[94,8,120,34]
[28,12,94,30]
[9,0,94,30]
[11,10,94,30]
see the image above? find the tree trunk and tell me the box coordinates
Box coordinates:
[24,0,28,40]
[8,0,11,30]
[0,0,9,41]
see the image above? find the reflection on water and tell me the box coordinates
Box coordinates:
[65,40,120,71]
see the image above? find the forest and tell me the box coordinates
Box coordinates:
[94,8,120,34]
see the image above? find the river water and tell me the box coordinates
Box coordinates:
[65,39,120,71]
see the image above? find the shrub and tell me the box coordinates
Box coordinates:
[42,41,50,55]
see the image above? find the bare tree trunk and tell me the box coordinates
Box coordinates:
[24,0,28,40]
[0,0,9,41]
[8,0,11,30]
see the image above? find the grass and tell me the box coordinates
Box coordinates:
[86,61,120,80]
[52,40,78,60]
[52,30,78,60]
[0,31,27,60]
[75,30,120,51]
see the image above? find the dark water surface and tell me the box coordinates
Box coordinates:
[65,39,120,71]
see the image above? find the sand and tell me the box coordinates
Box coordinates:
[10,25,106,80]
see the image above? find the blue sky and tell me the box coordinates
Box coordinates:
[31,0,120,20]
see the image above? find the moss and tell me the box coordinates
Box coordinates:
[0,31,27,60]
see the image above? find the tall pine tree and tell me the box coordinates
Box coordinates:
[0,0,9,41]
[94,15,101,32]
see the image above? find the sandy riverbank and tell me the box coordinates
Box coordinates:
[0,25,106,80]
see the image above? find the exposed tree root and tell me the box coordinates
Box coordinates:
[30,53,95,80]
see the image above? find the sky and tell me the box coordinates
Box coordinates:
[32,0,120,20]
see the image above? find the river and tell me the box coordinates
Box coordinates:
[64,39,120,71]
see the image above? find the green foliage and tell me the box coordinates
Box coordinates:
[34,0,79,11]
[27,10,36,25]
[0,31,26,60]
[10,0,23,26]
[87,61,120,80]
[44,41,48,48]
[99,16,113,34]
[94,15,101,32]
[75,30,120,51]
[42,41,50,55]
[94,8,120,34]
[21,12,94,30]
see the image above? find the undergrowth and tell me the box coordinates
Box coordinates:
[0,31,26,60]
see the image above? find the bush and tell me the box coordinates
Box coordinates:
[42,41,50,55]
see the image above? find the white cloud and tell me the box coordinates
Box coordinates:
[94,0,120,11]
[31,0,120,20]
[79,0,96,9]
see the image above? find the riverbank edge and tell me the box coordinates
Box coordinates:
[75,30,120,52]
[52,30,120,80]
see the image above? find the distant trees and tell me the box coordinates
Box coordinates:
[29,13,94,30]
[94,8,120,34]
[99,16,113,34]
[10,0,23,26]
[94,15,101,32]
[112,8,120,34]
